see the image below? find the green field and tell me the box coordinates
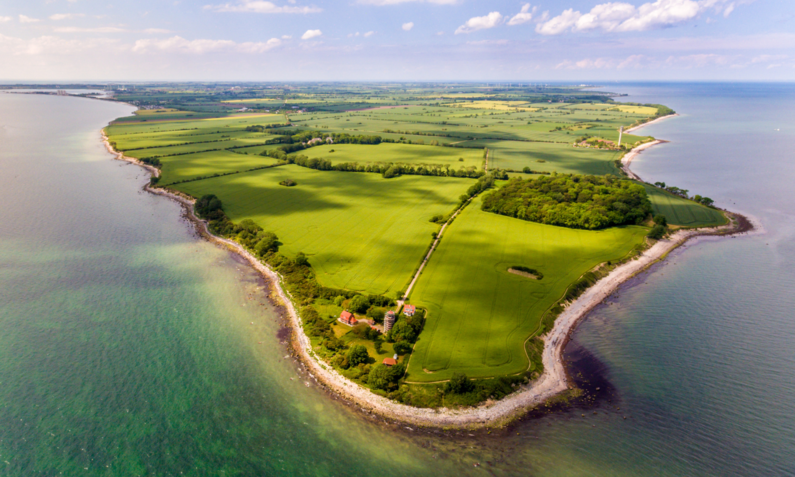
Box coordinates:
[406,197,648,381]
[644,184,727,227]
[174,165,469,295]
[300,143,485,169]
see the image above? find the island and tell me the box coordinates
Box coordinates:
[101,83,746,428]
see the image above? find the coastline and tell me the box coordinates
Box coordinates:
[621,139,665,181]
[625,113,679,134]
[102,123,752,429]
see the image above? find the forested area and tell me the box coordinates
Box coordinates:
[481,174,651,229]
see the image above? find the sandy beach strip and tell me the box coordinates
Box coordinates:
[102,128,752,430]
[625,113,679,134]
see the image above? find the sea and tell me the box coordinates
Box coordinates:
[0,84,793,476]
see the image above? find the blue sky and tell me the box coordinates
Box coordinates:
[0,0,792,81]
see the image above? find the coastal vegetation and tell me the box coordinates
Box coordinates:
[102,83,724,410]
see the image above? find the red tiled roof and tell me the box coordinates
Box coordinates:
[383,358,397,366]
[404,305,416,313]
[340,311,356,324]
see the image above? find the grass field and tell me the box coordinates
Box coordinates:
[157,150,280,184]
[173,165,470,295]
[300,143,485,169]
[462,139,624,175]
[644,184,727,227]
[406,198,648,381]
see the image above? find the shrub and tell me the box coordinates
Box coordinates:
[648,224,667,240]
[393,341,412,355]
[368,363,405,391]
[346,345,370,367]
[444,372,474,394]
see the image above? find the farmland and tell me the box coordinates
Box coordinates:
[102,83,723,406]
[406,197,648,381]
[174,165,468,295]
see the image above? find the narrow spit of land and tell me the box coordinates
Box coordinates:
[104,126,752,429]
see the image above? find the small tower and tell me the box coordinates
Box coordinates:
[384,311,396,334]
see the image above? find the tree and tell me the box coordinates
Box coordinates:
[294,252,309,267]
[346,345,370,367]
[648,224,666,240]
[444,372,474,394]
[195,194,223,218]
[387,319,417,343]
[653,214,668,227]
[254,232,279,256]
[348,295,370,314]
[393,341,412,355]
[368,363,405,390]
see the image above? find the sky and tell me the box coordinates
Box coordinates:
[0,0,793,82]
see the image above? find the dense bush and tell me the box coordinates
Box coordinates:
[481,174,651,230]
[368,363,405,391]
[444,373,474,394]
[648,224,667,240]
[347,345,370,367]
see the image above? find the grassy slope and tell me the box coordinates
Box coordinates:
[643,184,727,227]
[174,165,469,296]
[406,196,648,382]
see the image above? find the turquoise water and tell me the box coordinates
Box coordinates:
[1,84,794,475]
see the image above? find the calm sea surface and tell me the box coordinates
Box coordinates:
[0,84,793,476]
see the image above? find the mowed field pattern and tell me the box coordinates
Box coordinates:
[643,184,727,227]
[175,165,470,295]
[407,197,648,381]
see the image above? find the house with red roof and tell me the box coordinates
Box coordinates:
[383,358,397,366]
[403,305,416,317]
[339,311,357,326]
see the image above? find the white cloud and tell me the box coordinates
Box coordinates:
[49,13,86,21]
[19,15,41,23]
[402,22,414,31]
[132,35,282,54]
[55,27,127,33]
[455,11,503,34]
[281,34,292,39]
[364,31,375,37]
[0,16,12,23]
[508,4,534,26]
[358,0,458,5]
[301,29,322,40]
[205,0,322,14]
[536,0,737,35]
[143,28,172,34]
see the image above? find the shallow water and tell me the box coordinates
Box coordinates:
[1,84,793,476]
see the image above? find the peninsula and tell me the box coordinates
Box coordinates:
[101,83,745,428]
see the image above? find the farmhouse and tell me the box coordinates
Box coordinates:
[339,311,357,326]
[403,305,416,317]
[383,358,397,366]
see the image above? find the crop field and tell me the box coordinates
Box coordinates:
[459,139,623,175]
[174,165,469,295]
[153,150,280,184]
[406,198,648,381]
[612,105,659,115]
[643,184,727,227]
[300,143,485,169]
